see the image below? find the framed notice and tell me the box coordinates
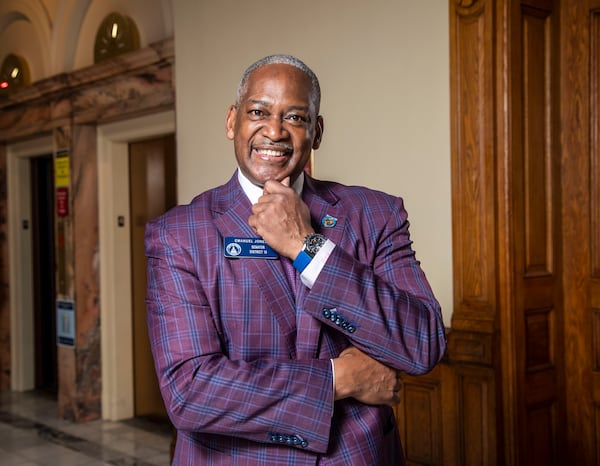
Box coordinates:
[56,300,75,347]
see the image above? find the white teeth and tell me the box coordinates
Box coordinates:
[260,149,285,156]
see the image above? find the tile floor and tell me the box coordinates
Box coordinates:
[0,390,172,465]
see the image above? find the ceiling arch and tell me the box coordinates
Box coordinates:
[0,11,28,35]
[0,0,174,82]
[52,0,92,73]
[0,0,52,78]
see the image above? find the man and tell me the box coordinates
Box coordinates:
[145,54,446,465]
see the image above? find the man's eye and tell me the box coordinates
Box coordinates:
[249,109,264,117]
[286,114,306,123]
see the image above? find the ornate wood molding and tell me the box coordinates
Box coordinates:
[454,0,485,15]
[450,0,496,335]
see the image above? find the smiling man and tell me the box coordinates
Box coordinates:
[145,54,446,465]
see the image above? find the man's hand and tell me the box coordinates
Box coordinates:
[333,346,402,406]
[248,177,314,259]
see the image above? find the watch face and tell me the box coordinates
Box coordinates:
[305,234,327,256]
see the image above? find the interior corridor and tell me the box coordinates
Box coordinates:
[0,390,171,465]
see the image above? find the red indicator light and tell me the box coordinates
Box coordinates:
[0,81,8,89]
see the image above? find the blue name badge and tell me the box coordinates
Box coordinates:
[224,237,279,259]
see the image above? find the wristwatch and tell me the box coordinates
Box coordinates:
[293,233,327,273]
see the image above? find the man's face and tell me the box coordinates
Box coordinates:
[226,64,323,186]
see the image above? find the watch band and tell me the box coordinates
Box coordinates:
[292,250,312,273]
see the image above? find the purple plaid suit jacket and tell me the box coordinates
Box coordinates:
[145,173,446,465]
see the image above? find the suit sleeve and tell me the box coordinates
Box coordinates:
[145,215,334,454]
[304,194,446,375]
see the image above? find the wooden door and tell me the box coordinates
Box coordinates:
[129,134,176,419]
[509,1,564,464]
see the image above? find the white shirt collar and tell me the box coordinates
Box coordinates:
[237,169,304,205]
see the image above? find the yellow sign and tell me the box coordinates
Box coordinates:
[55,150,70,187]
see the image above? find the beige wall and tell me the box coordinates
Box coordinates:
[173,0,452,324]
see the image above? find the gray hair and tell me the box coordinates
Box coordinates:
[235,54,321,115]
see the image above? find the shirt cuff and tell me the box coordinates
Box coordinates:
[299,239,335,289]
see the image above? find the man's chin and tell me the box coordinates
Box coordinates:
[250,173,289,187]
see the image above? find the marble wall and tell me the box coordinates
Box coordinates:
[0,38,174,421]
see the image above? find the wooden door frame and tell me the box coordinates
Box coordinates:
[97,110,175,420]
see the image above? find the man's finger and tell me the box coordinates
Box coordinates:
[264,177,291,193]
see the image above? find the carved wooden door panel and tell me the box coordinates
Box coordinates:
[509,2,564,465]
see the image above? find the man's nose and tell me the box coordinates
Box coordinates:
[263,115,288,140]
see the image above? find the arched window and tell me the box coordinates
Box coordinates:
[94,12,140,63]
[0,54,30,96]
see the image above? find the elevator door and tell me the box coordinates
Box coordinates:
[129,134,176,419]
[30,154,57,394]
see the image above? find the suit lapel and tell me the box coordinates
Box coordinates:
[212,176,298,356]
[302,176,346,245]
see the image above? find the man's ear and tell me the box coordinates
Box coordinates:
[312,115,324,150]
[225,105,237,140]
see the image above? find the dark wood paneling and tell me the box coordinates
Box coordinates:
[591,15,600,457]
[450,0,497,335]
[448,329,494,365]
[456,365,495,466]
[562,1,595,463]
[592,9,600,280]
[521,6,554,278]
[524,307,553,372]
[511,2,563,464]
[400,377,442,465]
[398,352,496,466]
[449,0,499,464]
[525,403,556,465]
